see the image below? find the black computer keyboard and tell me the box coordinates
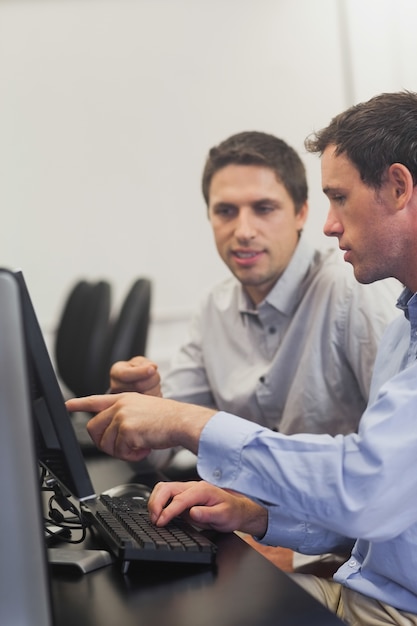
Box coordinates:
[87,494,217,572]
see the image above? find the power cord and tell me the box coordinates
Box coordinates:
[41,473,90,545]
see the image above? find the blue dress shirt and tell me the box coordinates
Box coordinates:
[197,289,417,614]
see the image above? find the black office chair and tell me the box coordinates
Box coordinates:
[54,279,112,397]
[96,278,152,392]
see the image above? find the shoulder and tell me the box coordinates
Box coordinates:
[309,247,356,285]
[309,247,400,301]
[196,276,242,314]
[303,247,401,330]
[300,247,357,303]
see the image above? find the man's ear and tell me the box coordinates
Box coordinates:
[295,201,309,231]
[387,163,414,206]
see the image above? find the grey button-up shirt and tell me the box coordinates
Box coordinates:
[163,237,399,435]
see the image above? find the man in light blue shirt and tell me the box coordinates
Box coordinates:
[68,91,417,624]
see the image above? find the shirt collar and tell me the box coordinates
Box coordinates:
[238,236,316,316]
[396,287,417,321]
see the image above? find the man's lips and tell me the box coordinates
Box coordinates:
[340,246,352,263]
[231,250,264,266]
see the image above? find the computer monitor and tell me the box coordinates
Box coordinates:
[0,269,53,626]
[14,269,96,502]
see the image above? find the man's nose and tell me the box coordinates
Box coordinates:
[234,210,257,240]
[323,206,343,239]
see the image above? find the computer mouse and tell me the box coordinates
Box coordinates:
[102,482,152,500]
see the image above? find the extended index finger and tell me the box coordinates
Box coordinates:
[65,393,122,414]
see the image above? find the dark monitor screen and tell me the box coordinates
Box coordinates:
[14,270,96,502]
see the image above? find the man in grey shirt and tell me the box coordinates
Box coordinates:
[110,131,398,441]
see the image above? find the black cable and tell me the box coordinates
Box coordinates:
[42,473,91,545]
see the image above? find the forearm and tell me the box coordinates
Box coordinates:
[261,506,354,555]
[66,393,216,461]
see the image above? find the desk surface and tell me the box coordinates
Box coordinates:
[49,455,344,626]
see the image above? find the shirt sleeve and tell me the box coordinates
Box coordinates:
[261,506,354,555]
[162,305,216,408]
[197,360,417,543]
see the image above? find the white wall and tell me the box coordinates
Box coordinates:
[0,0,416,367]
[344,0,417,102]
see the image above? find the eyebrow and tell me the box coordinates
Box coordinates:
[322,186,344,196]
[210,201,236,210]
[211,198,280,209]
[253,198,280,206]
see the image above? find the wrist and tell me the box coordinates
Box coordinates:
[241,502,268,538]
[171,401,216,454]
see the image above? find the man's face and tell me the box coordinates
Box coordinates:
[207,164,308,305]
[322,145,403,285]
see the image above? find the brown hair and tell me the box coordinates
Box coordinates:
[202,131,308,213]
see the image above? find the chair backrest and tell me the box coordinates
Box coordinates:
[96,278,152,392]
[55,279,111,396]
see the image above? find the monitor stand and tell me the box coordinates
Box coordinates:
[48,548,113,574]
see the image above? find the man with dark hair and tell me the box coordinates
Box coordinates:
[110,131,396,443]
[69,92,417,624]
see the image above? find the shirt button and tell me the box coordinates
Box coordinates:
[213,468,222,480]
[269,326,276,334]
[348,559,356,567]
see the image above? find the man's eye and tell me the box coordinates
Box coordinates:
[214,206,234,217]
[333,195,346,204]
[255,205,274,214]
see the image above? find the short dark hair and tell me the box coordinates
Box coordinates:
[201,131,308,213]
[305,90,417,188]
